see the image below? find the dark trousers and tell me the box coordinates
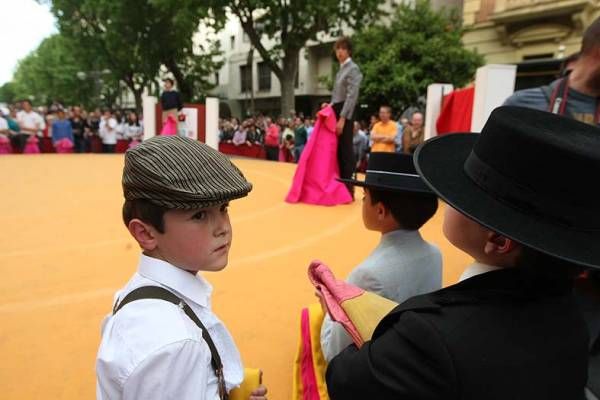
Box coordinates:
[9,133,29,153]
[332,102,355,197]
[103,144,115,153]
[265,145,279,161]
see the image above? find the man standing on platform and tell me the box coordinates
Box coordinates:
[331,37,363,197]
[160,78,183,125]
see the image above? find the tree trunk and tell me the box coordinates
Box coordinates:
[279,49,300,117]
[133,89,143,115]
[164,58,193,102]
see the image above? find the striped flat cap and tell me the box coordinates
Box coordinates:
[122,136,252,209]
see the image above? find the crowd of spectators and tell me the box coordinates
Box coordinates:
[219,107,424,173]
[0,100,143,154]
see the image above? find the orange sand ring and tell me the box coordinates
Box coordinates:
[0,154,471,399]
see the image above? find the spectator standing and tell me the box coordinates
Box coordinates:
[504,17,599,127]
[402,111,425,154]
[14,100,45,153]
[264,117,280,161]
[123,112,143,142]
[370,106,397,153]
[51,108,74,147]
[293,117,308,162]
[352,121,368,171]
[99,109,118,153]
[70,106,88,153]
[160,78,183,125]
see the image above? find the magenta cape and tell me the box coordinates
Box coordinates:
[285,106,352,205]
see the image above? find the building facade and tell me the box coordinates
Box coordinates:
[205,0,463,118]
[462,0,600,88]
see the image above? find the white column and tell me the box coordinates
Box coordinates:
[471,64,517,132]
[205,97,220,150]
[425,83,454,140]
[142,95,157,140]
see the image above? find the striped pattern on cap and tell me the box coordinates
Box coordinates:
[122,136,252,209]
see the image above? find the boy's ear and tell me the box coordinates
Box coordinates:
[128,219,158,251]
[376,201,387,220]
[484,232,518,255]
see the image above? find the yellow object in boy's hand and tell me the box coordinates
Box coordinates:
[230,368,264,400]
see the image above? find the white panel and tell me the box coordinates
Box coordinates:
[425,83,454,140]
[142,95,157,140]
[471,64,517,132]
[205,97,220,150]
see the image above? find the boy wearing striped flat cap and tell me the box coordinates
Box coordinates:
[96,136,267,400]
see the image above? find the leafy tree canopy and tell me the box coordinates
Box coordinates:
[353,0,484,115]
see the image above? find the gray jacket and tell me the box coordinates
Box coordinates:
[331,59,363,120]
[320,229,442,361]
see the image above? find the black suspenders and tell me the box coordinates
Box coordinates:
[113,286,229,400]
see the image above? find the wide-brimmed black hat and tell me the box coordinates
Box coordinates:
[339,152,432,193]
[414,106,600,269]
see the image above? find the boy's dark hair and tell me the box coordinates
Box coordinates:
[334,36,353,56]
[122,199,168,233]
[368,188,438,230]
[163,78,175,85]
[581,16,600,55]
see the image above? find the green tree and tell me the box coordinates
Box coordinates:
[352,0,484,114]
[10,34,98,107]
[49,0,222,111]
[220,0,385,117]
[0,82,16,104]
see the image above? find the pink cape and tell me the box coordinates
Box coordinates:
[285,106,352,206]
[161,114,177,136]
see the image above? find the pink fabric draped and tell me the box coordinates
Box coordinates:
[308,261,364,345]
[161,115,178,136]
[24,136,40,154]
[0,136,11,154]
[54,138,74,153]
[285,106,352,205]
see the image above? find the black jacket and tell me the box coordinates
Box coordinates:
[326,268,589,400]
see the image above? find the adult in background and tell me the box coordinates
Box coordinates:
[264,117,280,161]
[15,100,45,153]
[123,111,143,142]
[293,117,308,162]
[51,108,74,151]
[504,16,599,126]
[331,36,363,197]
[99,109,118,153]
[160,78,183,125]
[402,111,424,154]
[70,106,88,153]
[370,105,397,153]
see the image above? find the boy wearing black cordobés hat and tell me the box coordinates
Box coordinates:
[96,136,267,400]
[320,153,442,362]
[326,106,598,399]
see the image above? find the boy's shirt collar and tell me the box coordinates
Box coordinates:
[380,229,422,247]
[137,254,212,308]
[459,262,503,282]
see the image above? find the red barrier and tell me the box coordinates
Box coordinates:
[116,139,130,153]
[219,142,266,159]
[40,137,55,153]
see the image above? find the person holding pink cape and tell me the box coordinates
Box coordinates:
[285,105,353,206]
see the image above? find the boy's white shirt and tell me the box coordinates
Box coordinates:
[96,254,243,400]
